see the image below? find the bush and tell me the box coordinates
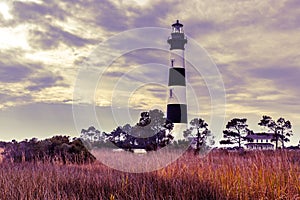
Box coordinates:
[2,136,95,164]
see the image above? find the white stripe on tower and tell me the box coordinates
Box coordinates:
[167,20,188,141]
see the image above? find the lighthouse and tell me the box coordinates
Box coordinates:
[167,20,188,140]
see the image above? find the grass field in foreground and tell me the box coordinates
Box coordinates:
[0,150,299,200]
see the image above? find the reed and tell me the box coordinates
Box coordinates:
[0,150,299,200]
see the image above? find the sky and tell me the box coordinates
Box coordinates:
[0,0,299,146]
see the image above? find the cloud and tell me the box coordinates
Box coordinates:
[67,0,182,32]
[130,0,179,28]
[7,1,96,50]
[26,74,65,92]
[12,0,67,23]
[92,1,129,32]
[0,93,32,103]
[0,63,32,83]
[247,66,300,80]
[0,92,32,110]
[27,24,95,50]
[266,0,300,30]
[0,0,299,143]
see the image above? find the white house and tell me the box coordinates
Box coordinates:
[245,133,275,150]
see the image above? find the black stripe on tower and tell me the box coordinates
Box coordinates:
[167,104,187,123]
[168,68,185,86]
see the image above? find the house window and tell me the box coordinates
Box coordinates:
[256,139,258,142]
[261,139,263,142]
[266,139,268,142]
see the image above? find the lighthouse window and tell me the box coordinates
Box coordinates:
[172,27,183,33]
[172,27,178,33]
[171,59,175,67]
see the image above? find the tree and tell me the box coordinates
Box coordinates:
[105,109,174,151]
[220,118,253,148]
[131,109,166,138]
[80,126,103,142]
[258,115,292,149]
[183,128,192,138]
[186,118,214,154]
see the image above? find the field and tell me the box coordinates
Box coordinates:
[0,150,299,200]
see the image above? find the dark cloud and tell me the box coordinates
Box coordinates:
[267,0,300,30]
[0,63,33,83]
[101,49,169,81]
[222,63,300,116]
[26,74,65,91]
[0,49,67,93]
[247,66,300,94]
[28,24,95,50]
[183,14,262,37]
[12,1,66,23]
[62,99,72,103]
[28,28,59,49]
[9,1,95,50]
[184,7,264,38]
[93,1,129,32]
[9,0,181,34]
[73,0,181,32]
[124,49,169,66]
[247,66,297,80]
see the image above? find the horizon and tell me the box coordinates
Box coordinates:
[0,0,299,146]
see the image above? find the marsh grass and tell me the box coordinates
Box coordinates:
[0,150,299,200]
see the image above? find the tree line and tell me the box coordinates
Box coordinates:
[220,115,293,149]
[81,109,174,152]
[81,111,294,152]
[0,112,293,165]
[80,109,215,154]
[0,136,95,164]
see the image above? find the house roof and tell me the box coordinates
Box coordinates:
[245,143,274,147]
[246,133,275,140]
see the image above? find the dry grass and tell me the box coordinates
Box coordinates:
[0,150,299,200]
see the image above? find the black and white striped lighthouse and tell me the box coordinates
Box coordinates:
[167,20,188,140]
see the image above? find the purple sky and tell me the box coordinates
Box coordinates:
[0,0,299,145]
